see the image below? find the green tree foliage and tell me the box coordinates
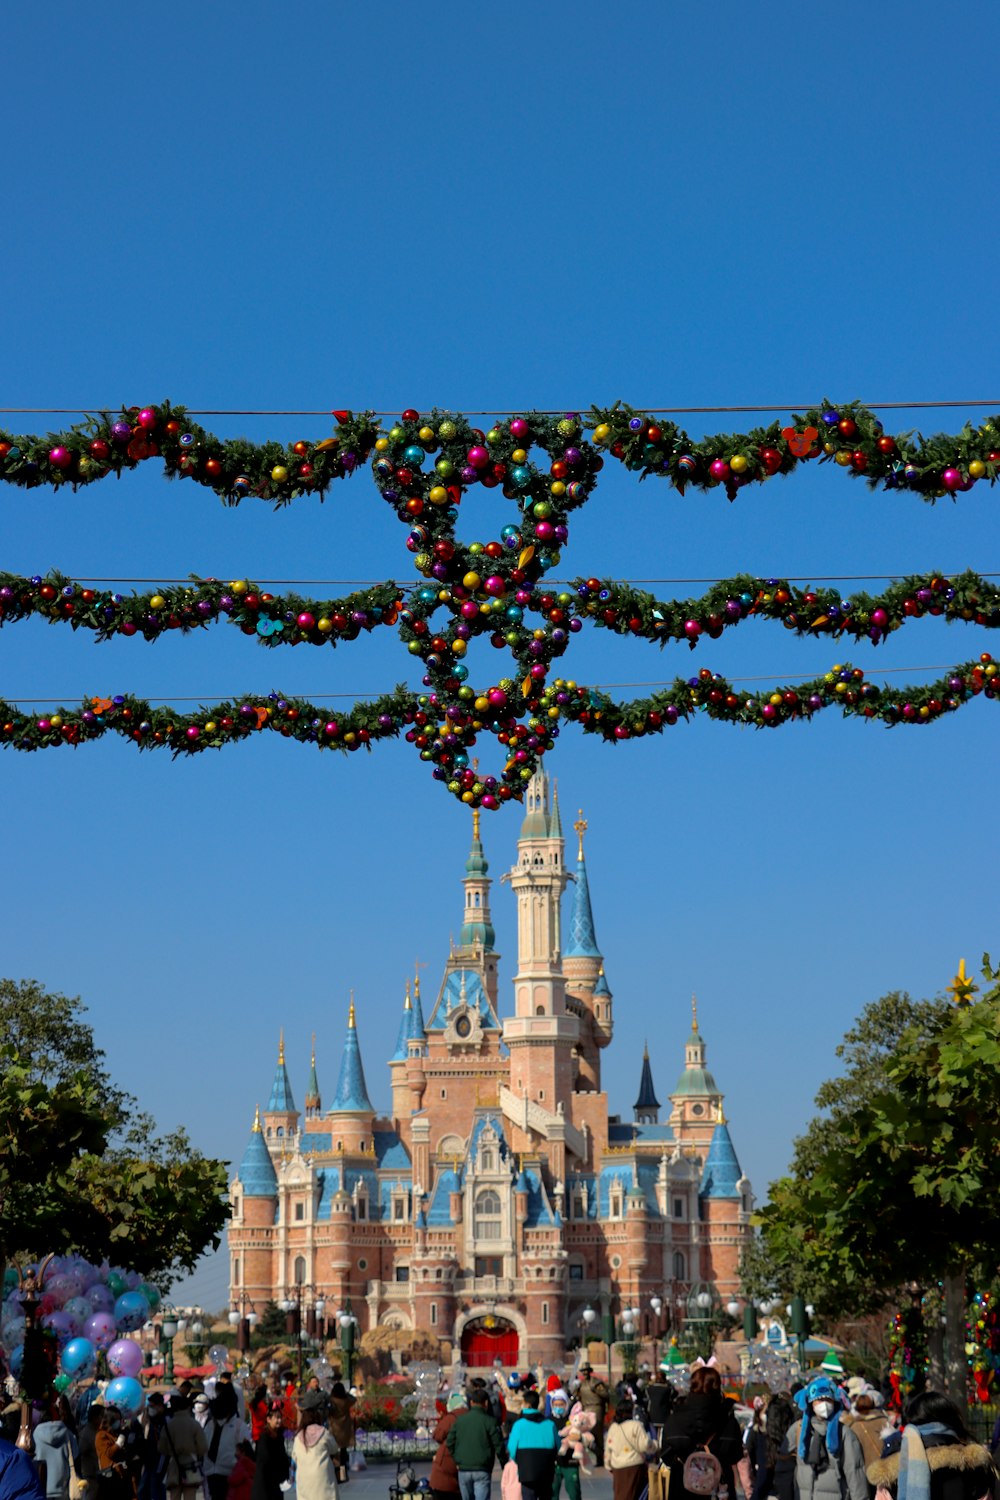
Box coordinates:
[0,978,228,1287]
[254,1301,289,1343]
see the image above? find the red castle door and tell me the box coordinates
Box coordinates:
[460,1317,519,1367]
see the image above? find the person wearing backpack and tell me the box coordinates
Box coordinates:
[660,1366,744,1500]
[606,1400,656,1500]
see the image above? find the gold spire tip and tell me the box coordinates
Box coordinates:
[472,805,481,840]
[404,978,411,1009]
[947,957,978,1008]
[252,1104,262,1132]
[573,809,588,859]
[348,991,356,1028]
[691,993,698,1031]
[310,1031,316,1066]
[278,1027,285,1064]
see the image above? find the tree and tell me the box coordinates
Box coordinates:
[758,966,1000,1402]
[0,978,228,1287]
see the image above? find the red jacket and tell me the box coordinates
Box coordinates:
[227,1454,256,1500]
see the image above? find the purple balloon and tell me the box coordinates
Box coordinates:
[84,1312,117,1351]
[85,1285,115,1314]
[107,1339,144,1378]
[42,1310,75,1342]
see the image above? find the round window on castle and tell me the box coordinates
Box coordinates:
[610,1254,622,1270]
[358,1258,368,1271]
[691,1104,704,1116]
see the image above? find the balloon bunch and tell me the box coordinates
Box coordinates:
[745,1344,791,1393]
[1,1255,160,1417]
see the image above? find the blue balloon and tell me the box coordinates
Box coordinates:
[8,1344,24,1378]
[61,1337,96,1378]
[113,1291,150,1333]
[105,1377,144,1418]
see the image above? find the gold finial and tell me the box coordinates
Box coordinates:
[414,958,426,998]
[472,806,481,840]
[716,1102,727,1125]
[278,1028,285,1064]
[574,809,588,860]
[252,1104,262,1132]
[404,978,411,1011]
[348,991,356,1028]
[691,994,698,1032]
[310,1032,316,1067]
[948,957,978,1008]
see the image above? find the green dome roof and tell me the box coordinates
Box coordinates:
[672,1064,719,1097]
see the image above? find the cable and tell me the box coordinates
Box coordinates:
[15,572,1000,588]
[2,400,1000,418]
[4,664,978,706]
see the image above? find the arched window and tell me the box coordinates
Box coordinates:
[474,1189,502,1239]
[294,1256,306,1285]
[673,1251,686,1281]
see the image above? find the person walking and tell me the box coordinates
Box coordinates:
[0,1433,46,1500]
[33,1398,76,1500]
[203,1384,244,1500]
[75,1405,103,1500]
[327,1385,355,1485]
[291,1392,339,1500]
[606,1400,656,1500]
[94,1409,132,1500]
[645,1374,677,1450]
[788,1377,868,1500]
[430,1393,467,1500]
[446,1389,507,1500]
[865,1392,995,1500]
[549,1390,585,1500]
[841,1392,888,1485]
[506,1391,560,1500]
[575,1367,609,1469]
[749,1394,796,1500]
[249,1405,288,1500]
[158,1397,208,1500]
[660,1366,743,1500]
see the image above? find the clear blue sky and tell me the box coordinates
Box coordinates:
[4,0,999,1312]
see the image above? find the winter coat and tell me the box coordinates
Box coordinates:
[226,1454,256,1500]
[867,1434,996,1500]
[445,1408,506,1473]
[326,1399,354,1453]
[94,1430,132,1500]
[606,1420,656,1472]
[506,1411,560,1491]
[249,1433,288,1500]
[646,1386,674,1430]
[577,1381,609,1421]
[660,1393,744,1499]
[841,1416,888,1473]
[748,1428,795,1500]
[202,1418,243,1481]
[291,1426,339,1500]
[430,1413,461,1495]
[0,1435,46,1500]
[157,1412,208,1490]
[32,1421,74,1499]
[787,1417,868,1500]
[76,1423,101,1482]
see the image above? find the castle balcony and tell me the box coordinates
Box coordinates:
[456,1272,517,1298]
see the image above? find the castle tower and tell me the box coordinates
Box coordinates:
[328,997,376,1153]
[634,1044,660,1125]
[304,1035,321,1120]
[503,769,579,1122]
[390,981,414,1125]
[698,1107,753,1293]
[230,1106,278,1309]
[563,810,612,1095]
[458,808,500,1009]
[669,996,722,1148]
[262,1031,298,1145]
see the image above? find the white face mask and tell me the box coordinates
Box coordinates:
[813,1401,835,1419]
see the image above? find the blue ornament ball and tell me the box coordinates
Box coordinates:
[677,455,696,473]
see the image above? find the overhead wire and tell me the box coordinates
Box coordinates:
[1,399,1000,418]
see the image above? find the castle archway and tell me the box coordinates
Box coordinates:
[454,1305,525,1367]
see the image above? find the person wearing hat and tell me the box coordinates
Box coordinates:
[788,1377,867,1500]
[574,1367,609,1470]
[292,1392,338,1500]
[430,1392,467,1500]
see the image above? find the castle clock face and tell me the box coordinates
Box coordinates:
[455,1013,472,1038]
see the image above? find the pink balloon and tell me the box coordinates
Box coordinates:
[107,1339,144,1378]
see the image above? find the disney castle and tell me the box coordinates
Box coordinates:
[228,771,752,1367]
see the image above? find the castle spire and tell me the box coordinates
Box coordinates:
[305,1033,321,1116]
[691,993,700,1033]
[266,1030,295,1113]
[460,806,495,950]
[238,1108,277,1197]
[411,971,426,1035]
[566,808,601,958]
[634,1042,661,1124]
[392,980,415,1061]
[331,998,373,1113]
[252,1103,261,1133]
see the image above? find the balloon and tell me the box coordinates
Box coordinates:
[63,1298,91,1334]
[8,1345,24,1378]
[209,1345,229,1370]
[86,1285,115,1314]
[53,1374,72,1394]
[105,1272,127,1298]
[42,1310,75,1342]
[61,1337,96,1378]
[46,1272,84,1306]
[84,1312,117,1351]
[3,1267,18,1293]
[139,1283,161,1312]
[105,1377,144,1418]
[113,1292,150,1333]
[107,1339,144,1378]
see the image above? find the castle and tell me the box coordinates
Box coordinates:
[228,771,752,1367]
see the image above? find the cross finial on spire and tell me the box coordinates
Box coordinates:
[278,1028,285,1064]
[311,1032,316,1067]
[348,991,356,1028]
[574,809,588,859]
[691,994,698,1031]
[252,1103,261,1132]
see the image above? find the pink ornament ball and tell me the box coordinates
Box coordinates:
[871,608,888,628]
[49,446,72,470]
[761,703,777,720]
[324,722,339,736]
[509,418,529,440]
[460,600,478,619]
[137,407,157,431]
[941,467,961,490]
[297,612,315,630]
[487,688,507,709]
[467,446,489,469]
[709,459,730,480]
[683,619,702,639]
[484,575,506,595]
[186,725,200,740]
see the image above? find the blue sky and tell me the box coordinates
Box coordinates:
[4,0,999,1311]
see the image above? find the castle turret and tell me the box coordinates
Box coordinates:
[390,982,414,1125]
[304,1035,321,1119]
[698,1108,752,1294]
[262,1031,298,1144]
[669,996,722,1148]
[230,1107,277,1310]
[634,1044,660,1125]
[328,997,376,1153]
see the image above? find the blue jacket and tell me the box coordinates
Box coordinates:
[508,1413,560,1489]
[0,1438,46,1500]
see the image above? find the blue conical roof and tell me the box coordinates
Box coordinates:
[392,985,414,1062]
[330,1000,374,1113]
[239,1110,277,1197]
[566,852,601,957]
[411,979,426,1038]
[594,967,611,997]
[699,1118,743,1199]
[267,1033,296,1112]
[634,1046,660,1111]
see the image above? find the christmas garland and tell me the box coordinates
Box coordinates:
[3,400,999,505]
[0,403,378,504]
[0,572,403,646]
[3,655,997,808]
[590,400,1000,502]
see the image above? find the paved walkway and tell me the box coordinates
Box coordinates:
[332,1463,616,1500]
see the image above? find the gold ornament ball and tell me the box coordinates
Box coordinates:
[150,595,165,610]
[835,450,852,466]
[429,485,448,505]
[729,454,749,474]
[452,639,467,656]
[438,420,457,440]
[50,714,62,730]
[969,459,987,478]
[271,465,289,483]
[463,571,482,590]
[418,426,435,443]
[823,442,836,454]
[374,437,390,452]
[550,480,567,497]
[205,720,216,733]
[230,579,249,595]
[511,448,527,463]
[593,423,611,444]
[317,617,333,633]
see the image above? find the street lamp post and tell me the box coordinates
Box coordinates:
[577,1304,597,1363]
[160,1310,180,1386]
[683,1284,719,1363]
[338,1305,357,1387]
[230,1295,259,1353]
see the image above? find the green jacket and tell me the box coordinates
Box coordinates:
[446,1406,506,1472]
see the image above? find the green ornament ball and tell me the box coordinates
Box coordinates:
[435,459,454,478]
[439,420,458,440]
